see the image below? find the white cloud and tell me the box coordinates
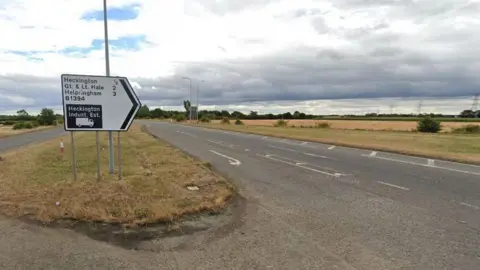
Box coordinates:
[0,0,479,115]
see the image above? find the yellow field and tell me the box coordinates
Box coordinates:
[211,119,480,132]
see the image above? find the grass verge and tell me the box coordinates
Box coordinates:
[0,125,55,138]
[194,123,480,164]
[0,124,234,225]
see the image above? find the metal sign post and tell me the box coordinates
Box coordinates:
[103,0,115,175]
[70,131,77,181]
[61,74,141,181]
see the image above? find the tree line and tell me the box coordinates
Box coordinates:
[0,108,61,126]
[134,103,479,120]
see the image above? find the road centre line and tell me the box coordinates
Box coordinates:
[362,154,480,176]
[460,202,480,210]
[267,145,332,159]
[176,130,197,137]
[256,154,340,177]
[376,181,410,191]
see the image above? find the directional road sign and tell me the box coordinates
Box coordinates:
[61,74,141,131]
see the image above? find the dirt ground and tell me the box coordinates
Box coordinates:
[212,119,480,132]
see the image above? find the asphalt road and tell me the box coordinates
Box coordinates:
[0,127,66,153]
[0,121,478,269]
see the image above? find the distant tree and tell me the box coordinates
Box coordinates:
[293,111,300,119]
[417,117,442,133]
[459,109,476,118]
[249,111,258,119]
[220,110,231,117]
[16,109,29,116]
[231,111,245,119]
[183,100,191,118]
[150,108,163,118]
[137,105,150,118]
[37,108,55,125]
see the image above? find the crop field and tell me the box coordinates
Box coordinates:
[211,119,480,132]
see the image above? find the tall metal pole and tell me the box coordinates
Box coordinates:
[197,80,204,120]
[118,132,122,180]
[103,0,115,175]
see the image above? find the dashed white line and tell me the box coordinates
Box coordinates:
[376,181,410,191]
[257,154,340,177]
[300,142,308,145]
[328,145,336,150]
[363,154,480,176]
[176,130,197,137]
[427,159,435,166]
[267,145,332,159]
[369,151,377,157]
[460,202,480,210]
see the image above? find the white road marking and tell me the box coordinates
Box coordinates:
[363,154,480,176]
[176,130,197,137]
[460,202,480,210]
[369,151,377,157]
[377,181,410,191]
[207,140,237,148]
[209,150,241,166]
[328,145,336,150]
[427,159,435,166]
[262,136,268,139]
[301,142,308,145]
[267,145,332,159]
[281,139,287,142]
[245,149,250,151]
[257,154,341,177]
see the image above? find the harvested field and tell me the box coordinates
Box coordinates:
[196,123,480,164]
[211,119,480,132]
[0,124,233,225]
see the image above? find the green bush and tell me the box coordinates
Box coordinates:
[452,124,480,134]
[315,122,331,128]
[24,122,33,129]
[31,121,39,128]
[199,116,211,123]
[221,117,230,124]
[234,119,244,125]
[417,117,442,133]
[175,114,186,122]
[274,119,288,127]
[12,122,25,130]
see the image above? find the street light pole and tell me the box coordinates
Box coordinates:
[197,80,204,121]
[103,0,115,176]
[182,77,192,121]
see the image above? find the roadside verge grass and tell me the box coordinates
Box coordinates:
[0,124,234,225]
[194,123,480,164]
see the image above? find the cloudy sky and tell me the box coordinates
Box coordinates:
[1,0,479,115]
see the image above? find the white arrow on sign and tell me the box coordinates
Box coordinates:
[61,74,141,131]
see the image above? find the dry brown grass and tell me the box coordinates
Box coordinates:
[0,125,233,225]
[0,125,54,138]
[196,123,480,164]
[212,119,480,132]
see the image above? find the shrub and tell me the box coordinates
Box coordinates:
[221,117,230,124]
[273,119,288,127]
[452,124,480,134]
[417,117,442,133]
[3,120,16,126]
[31,121,39,128]
[234,119,244,125]
[12,122,25,130]
[315,122,331,128]
[24,122,33,129]
[199,116,211,123]
[175,114,186,122]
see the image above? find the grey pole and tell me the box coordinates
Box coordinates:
[118,132,122,180]
[103,0,115,174]
[197,80,204,120]
[96,132,101,181]
[70,132,77,181]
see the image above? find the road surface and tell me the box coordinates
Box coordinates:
[0,127,66,153]
[0,121,478,269]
